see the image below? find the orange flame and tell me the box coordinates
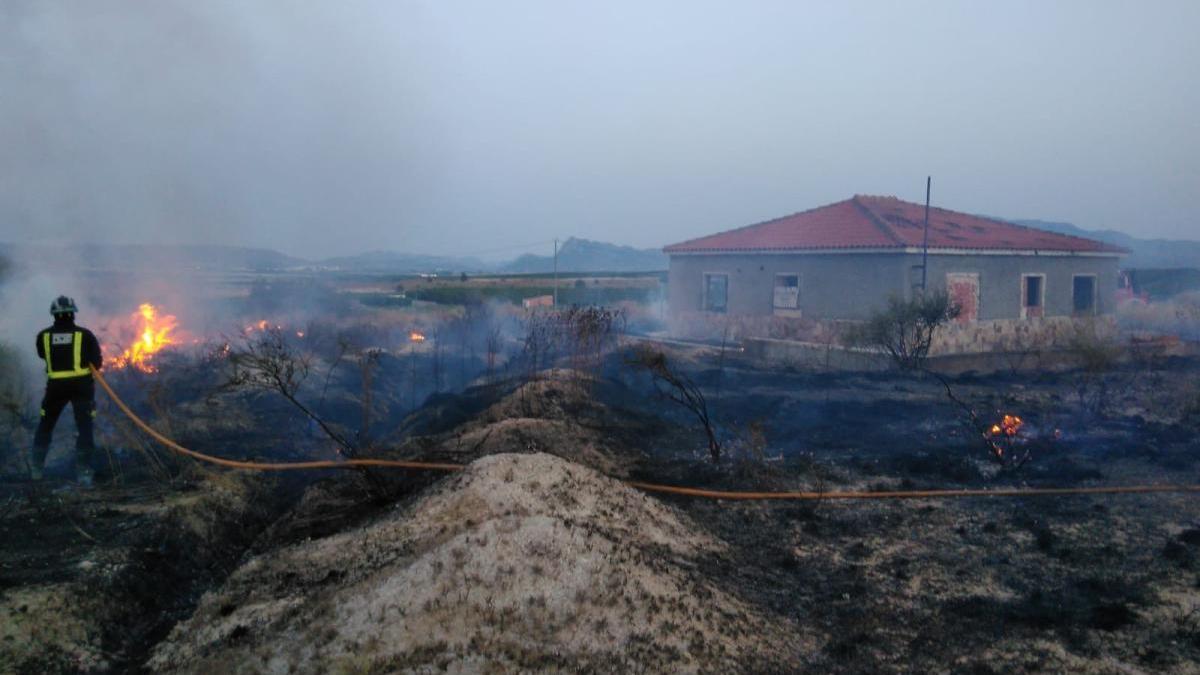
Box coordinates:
[989,414,1023,438]
[110,303,180,372]
[410,331,426,342]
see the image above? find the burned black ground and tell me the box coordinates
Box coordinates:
[1,350,1198,672]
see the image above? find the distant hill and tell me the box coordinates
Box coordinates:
[0,240,669,275]
[0,243,307,272]
[317,251,486,273]
[501,237,667,273]
[1009,219,1200,270]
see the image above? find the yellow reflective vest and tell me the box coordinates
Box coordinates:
[43,331,92,379]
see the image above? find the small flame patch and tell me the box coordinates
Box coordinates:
[989,414,1023,438]
[110,303,181,373]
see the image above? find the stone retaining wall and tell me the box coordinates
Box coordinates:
[671,310,1118,356]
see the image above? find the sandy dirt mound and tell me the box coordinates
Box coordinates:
[423,373,655,476]
[150,453,807,673]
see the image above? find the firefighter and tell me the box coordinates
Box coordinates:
[28,296,103,486]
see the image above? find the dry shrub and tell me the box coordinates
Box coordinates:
[847,294,1034,468]
[996,327,1052,375]
[1067,321,1124,417]
[846,292,960,370]
[223,327,355,451]
[726,419,768,464]
[220,329,393,504]
[518,306,625,382]
[0,342,35,473]
[625,345,720,463]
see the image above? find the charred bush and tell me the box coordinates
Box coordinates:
[223,327,355,453]
[518,306,625,382]
[846,291,959,371]
[219,328,395,505]
[625,345,721,463]
[0,342,35,472]
[1066,321,1123,417]
[848,294,1033,468]
[995,326,1052,375]
[724,419,768,465]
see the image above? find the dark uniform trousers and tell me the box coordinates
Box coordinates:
[32,321,102,477]
[32,376,96,470]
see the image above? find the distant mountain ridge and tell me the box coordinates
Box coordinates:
[0,238,667,274]
[500,237,667,273]
[6,219,1190,274]
[0,243,307,272]
[1007,219,1200,269]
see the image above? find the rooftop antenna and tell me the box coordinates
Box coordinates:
[920,176,931,293]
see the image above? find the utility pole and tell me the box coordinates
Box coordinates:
[920,176,931,293]
[552,238,559,308]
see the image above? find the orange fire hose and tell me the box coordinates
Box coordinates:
[92,367,1200,501]
[92,366,465,473]
[625,482,1200,500]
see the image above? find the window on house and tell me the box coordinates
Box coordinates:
[1073,275,1096,315]
[1022,274,1044,319]
[704,274,728,313]
[773,274,799,310]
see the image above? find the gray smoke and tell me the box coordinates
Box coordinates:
[0,1,437,258]
[2,2,1198,256]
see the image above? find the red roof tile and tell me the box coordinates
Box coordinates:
[664,196,1127,255]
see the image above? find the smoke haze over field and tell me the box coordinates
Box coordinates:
[2,1,1198,259]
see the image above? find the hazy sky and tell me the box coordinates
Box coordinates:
[2,1,1197,259]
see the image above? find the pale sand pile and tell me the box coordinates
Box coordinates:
[441,374,650,476]
[151,453,807,673]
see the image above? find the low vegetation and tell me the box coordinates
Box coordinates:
[0,342,34,475]
[626,345,721,463]
[404,284,654,307]
[847,291,960,370]
[849,292,1050,469]
[1066,320,1125,417]
[519,305,625,383]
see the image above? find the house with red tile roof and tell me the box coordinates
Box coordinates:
[663,195,1126,351]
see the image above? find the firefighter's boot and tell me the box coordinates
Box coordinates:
[75,446,95,488]
[26,446,47,482]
